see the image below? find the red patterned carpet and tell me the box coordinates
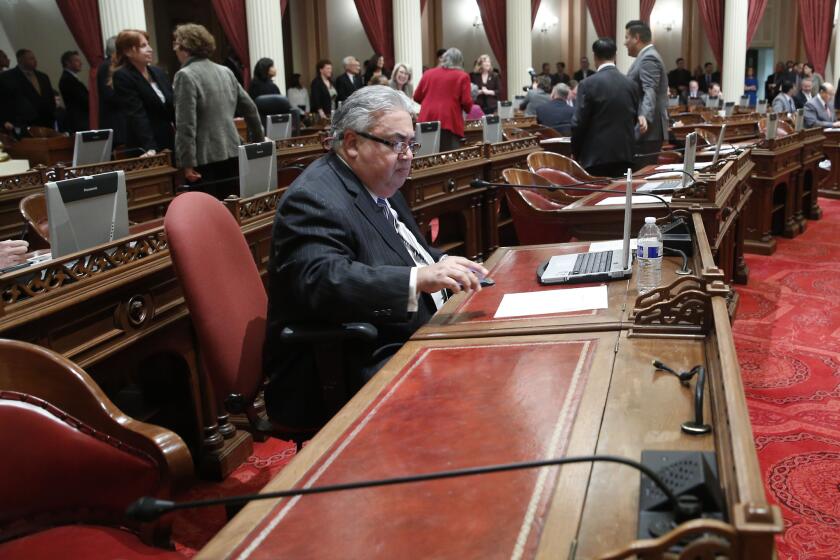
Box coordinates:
[170,437,298,557]
[733,198,840,559]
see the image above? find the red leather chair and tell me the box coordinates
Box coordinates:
[502,168,574,244]
[0,339,191,560]
[164,192,375,442]
[19,192,50,249]
[527,151,608,198]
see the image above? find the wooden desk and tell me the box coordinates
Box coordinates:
[818,128,840,199]
[275,134,326,168]
[199,221,781,558]
[413,242,690,341]
[7,134,74,166]
[795,127,824,225]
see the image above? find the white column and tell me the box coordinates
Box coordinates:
[98,0,147,45]
[393,0,423,86]
[831,0,840,86]
[615,0,640,73]
[507,0,532,102]
[246,0,286,93]
[722,0,748,103]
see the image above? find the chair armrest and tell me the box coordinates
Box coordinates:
[280,322,378,344]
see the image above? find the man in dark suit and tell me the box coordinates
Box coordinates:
[264,86,487,426]
[804,83,840,128]
[550,61,569,85]
[536,82,576,134]
[335,55,363,104]
[668,57,691,94]
[625,20,669,168]
[573,56,594,81]
[793,78,814,109]
[572,38,638,177]
[0,49,56,132]
[58,50,89,133]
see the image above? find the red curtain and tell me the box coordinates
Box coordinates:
[477,0,507,100]
[797,0,834,76]
[746,0,767,45]
[354,0,395,70]
[421,0,427,13]
[212,0,250,88]
[532,0,541,27]
[55,0,103,129]
[281,0,288,15]
[585,0,616,39]
[697,0,724,69]
[641,0,656,24]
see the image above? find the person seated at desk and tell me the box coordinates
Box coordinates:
[519,75,552,116]
[536,82,575,134]
[263,85,487,426]
[0,239,28,269]
[772,80,796,115]
[804,83,840,128]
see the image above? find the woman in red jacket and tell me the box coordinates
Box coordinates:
[414,48,473,152]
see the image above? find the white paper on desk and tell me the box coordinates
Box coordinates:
[655,162,712,171]
[824,127,840,132]
[541,137,571,143]
[644,171,682,180]
[701,147,737,155]
[589,238,638,252]
[595,195,671,206]
[494,285,609,318]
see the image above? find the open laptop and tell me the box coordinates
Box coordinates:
[794,107,805,131]
[756,99,767,115]
[238,140,277,198]
[498,101,514,119]
[668,95,679,107]
[739,95,749,108]
[72,129,113,166]
[765,112,779,140]
[723,102,735,117]
[482,114,503,144]
[705,123,727,165]
[538,170,634,284]
[640,132,698,193]
[45,170,129,258]
[705,96,719,108]
[265,114,292,140]
[415,121,440,157]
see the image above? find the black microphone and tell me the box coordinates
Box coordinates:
[127,454,702,524]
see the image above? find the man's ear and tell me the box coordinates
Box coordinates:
[342,129,359,158]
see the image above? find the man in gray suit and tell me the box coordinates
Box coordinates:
[172,23,263,199]
[804,83,840,128]
[264,86,487,426]
[624,20,669,168]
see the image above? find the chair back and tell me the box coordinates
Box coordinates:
[19,192,50,246]
[0,338,191,536]
[502,168,574,244]
[255,94,292,124]
[277,166,304,189]
[164,192,267,408]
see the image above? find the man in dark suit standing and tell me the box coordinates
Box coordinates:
[625,20,669,168]
[58,50,89,133]
[264,86,487,427]
[335,55,363,104]
[0,49,56,132]
[573,56,594,81]
[572,38,638,177]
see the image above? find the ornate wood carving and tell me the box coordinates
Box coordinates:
[275,134,322,151]
[223,191,282,225]
[629,275,731,337]
[1,229,167,307]
[60,152,174,179]
[410,145,484,172]
[0,166,47,193]
[599,518,735,560]
[483,136,539,158]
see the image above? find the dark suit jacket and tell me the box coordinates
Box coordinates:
[0,66,56,129]
[264,152,441,426]
[113,64,174,152]
[97,60,126,145]
[471,72,501,114]
[335,72,363,103]
[248,77,280,100]
[573,68,594,82]
[59,70,89,133]
[310,76,334,115]
[536,99,576,134]
[571,66,638,170]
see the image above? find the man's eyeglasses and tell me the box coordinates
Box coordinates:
[354,130,421,155]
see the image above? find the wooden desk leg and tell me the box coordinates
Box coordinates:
[733,215,749,284]
[782,179,799,238]
[744,180,776,255]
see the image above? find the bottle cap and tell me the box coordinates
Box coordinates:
[644,216,656,224]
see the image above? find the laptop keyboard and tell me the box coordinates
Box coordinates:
[573,251,613,274]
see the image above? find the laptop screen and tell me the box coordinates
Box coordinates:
[682,132,697,188]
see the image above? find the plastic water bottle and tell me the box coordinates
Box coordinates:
[637,216,663,294]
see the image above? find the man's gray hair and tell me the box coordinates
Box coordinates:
[440,47,464,70]
[552,83,570,99]
[105,35,117,59]
[329,85,414,150]
[342,55,355,68]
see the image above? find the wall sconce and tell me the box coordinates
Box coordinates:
[664,19,675,32]
[473,16,483,29]
[539,15,559,34]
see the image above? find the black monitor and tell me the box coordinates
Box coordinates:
[45,170,129,258]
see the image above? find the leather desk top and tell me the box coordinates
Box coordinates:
[413,243,685,341]
[198,331,714,559]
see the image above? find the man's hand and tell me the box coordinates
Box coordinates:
[638,115,648,135]
[184,167,202,182]
[0,239,29,268]
[417,256,489,295]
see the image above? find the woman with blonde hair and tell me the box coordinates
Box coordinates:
[470,53,500,115]
[111,29,174,156]
[389,62,414,97]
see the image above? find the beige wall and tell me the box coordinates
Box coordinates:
[325,0,373,75]
[441,0,495,73]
